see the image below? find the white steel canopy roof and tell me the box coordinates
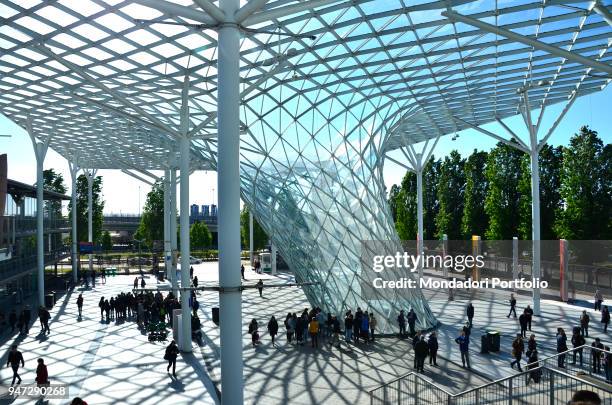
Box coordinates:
[0,0,610,170]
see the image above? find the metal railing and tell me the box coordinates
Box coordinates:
[532,344,611,381]
[0,247,71,281]
[370,346,612,405]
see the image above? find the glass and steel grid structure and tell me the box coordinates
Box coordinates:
[1,1,610,401]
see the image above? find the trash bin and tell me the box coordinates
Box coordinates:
[481,334,490,354]
[488,331,500,352]
[212,307,219,325]
[44,293,55,308]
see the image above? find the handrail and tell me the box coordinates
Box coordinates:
[526,344,610,368]
[370,344,612,401]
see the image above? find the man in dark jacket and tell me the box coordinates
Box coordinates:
[412,331,421,369]
[414,336,429,372]
[39,307,50,334]
[22,306,31,334]
[428,332,439,365]
[524,305,534,331]
[571,328,585,366]
[466,303,474,327]
[510,334,524,371]
[397,310,406,337]
[592,338,604,374]
[519,310,528,338]
[164,340,179,377]
[407,309,418,336]
[6,345,24,385]
[507,293,517,318]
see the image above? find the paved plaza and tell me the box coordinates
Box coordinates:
[1,262,609,404]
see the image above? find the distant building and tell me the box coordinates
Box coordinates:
[201,204,209,217]
[190,204,199,218]
[210,204,217,217]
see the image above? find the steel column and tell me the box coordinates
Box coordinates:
[271,243,277,275]
[170,168,178,295]
[249,212,254,267]
[69,162,80,283]
[218,0,243,403]
[164,170,171,280]
[86,170,96,275]
[179,136,192,352]
[416,154,424,278]
[35,143,47,305]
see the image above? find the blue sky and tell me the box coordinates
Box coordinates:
[1,86,610,214]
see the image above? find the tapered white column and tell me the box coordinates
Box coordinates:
[415,154,424,278]
[170,168,178,294]
[523,90,541,315]
[34,143,48,305]
[69,162,80,283]
[218,0,243,403]
[163,170,170,280]
[179,131,192,350]
[249,212,254,266]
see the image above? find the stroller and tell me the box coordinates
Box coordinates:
[148,321,168,342]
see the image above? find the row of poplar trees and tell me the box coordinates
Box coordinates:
[388,126,611,242]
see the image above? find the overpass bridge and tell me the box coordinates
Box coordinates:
[103,214,218,234]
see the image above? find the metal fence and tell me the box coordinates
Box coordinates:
[370,346,612,405]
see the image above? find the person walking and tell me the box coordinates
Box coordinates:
[189,266,194,279]
[369,314,377,342]
[428,332,439,366]
[525,350,541,385]
[594,289,603,311]
[193,276,199,290]
[133,277,138,289]
[284,313,293,344]
[99,297,105,318]
[240,264,245,280]
[519,310,528,338]
[344,312,353,343]
[256,279,264,298]
[40,307,50,334]
[164,340,179,377]
[507,293,517,318]
[268,316,279,347]
[557,328,568,368]
[412,331,421,369]
[466,302,474,327]
[414,336,429,373]
[601,306,610,333]
[455,330,470,368]
[580,310,590,337]
[35,358,49,387]
[571,328,585,366]
[524,305,534,331]
[140,277,146,289]
[591,338,604,374]
[397,310,406,337]
[510,334,524,371]
[76,294,83,317]
[527,334,537,357]
[248,319,260,346]
[6,345,24,385]
[309,316,319,348]
[407,309,418,336]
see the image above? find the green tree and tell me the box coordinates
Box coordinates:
[435,151,465,239]
[555,126,610,241]
[423,157,441,240]
[387,184,401,222]
[190,220,212,250]
[394,171,417,240]
[101,230,112,253]
[484,142,524,240]
[240,206,268,250]
[461,150,488,238]
[43,169,67,219]
[69,174,104,243]
[135,180,164,247]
